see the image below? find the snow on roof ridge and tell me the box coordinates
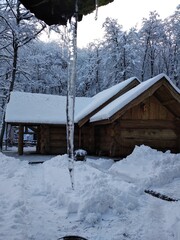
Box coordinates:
[75,76,139,122]
[10,91,91,99]
[92,76,139,100]
[90,73,179,123]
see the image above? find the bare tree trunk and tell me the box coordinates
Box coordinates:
[0,39,18,151]
[141,37,150,81]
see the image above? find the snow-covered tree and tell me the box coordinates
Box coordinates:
[139,11,165,81]
[77,40,103,96]
[101,17,125,85]
[0,0,45,150]
[163,5,180,87]
[18,40,68,94]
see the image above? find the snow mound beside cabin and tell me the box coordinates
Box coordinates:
[109,145,180,190]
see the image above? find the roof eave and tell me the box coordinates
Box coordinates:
[78,78,140,127]
[90,76,180,124]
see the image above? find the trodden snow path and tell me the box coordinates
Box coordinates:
[0,155,74,240]
[22,164,62,240]
[0,158,28,240]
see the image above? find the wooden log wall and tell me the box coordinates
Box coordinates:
[122,95,175,121]
[94,125,113,156]
[39,125,79,155]
[80,125,95,154]
[176,120,180,152]
[93,120,178,157]
[91,95,179,157]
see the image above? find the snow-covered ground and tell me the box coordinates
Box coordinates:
[0,145,180,240]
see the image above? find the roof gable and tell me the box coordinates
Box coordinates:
[90,74,180,123]
[75,77,140,126]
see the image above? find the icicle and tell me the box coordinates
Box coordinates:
[66,0,78,190]
[47,26,52,39]
[62,25,67,58]
[95,0,99,20]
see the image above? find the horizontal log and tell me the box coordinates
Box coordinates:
[49,134,66,140]
[120,129,177,140]
[50,145,66,150]
[50,128,66,134]
[118,138,177,149]
[49,141,67,147]
[119,120,176,129]
[49,149,67,154]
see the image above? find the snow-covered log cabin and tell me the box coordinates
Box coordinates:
[5,74,180,157]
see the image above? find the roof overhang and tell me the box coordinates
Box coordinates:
[77,78,140,127]
[90,75,180,125]
[19,0,114,25]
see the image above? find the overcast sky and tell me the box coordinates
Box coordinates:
[77,0,179,48]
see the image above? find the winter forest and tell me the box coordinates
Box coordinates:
[0,0,180,122]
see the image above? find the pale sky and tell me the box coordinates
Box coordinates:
[77,0,179,48]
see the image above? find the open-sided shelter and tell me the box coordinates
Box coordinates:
[5,77,139,155]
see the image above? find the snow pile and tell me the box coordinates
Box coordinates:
[109,145,180,191]
[0,146,180,240]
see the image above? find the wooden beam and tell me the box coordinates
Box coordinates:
[78,79,140,127]
[18,125,24,155]
[162,99,176,106]
[110,81,164,123]
[119,120,176,129]
[163,81,180,103]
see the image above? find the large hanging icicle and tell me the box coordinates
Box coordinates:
[95,0,99,20]
[66,1,78,190]
[18,0,114,190]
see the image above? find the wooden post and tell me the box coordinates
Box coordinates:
[176,120,180,152]
[36,126,40,153]
[89,125,95,154]
[5,123,8,150]
[78,127,82,149]
[18,125,24,155]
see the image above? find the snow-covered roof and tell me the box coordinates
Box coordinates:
[75,77,139,122]
[5,77,139,125]
[5,92,91,124]
[90,73,180,122]
[6,74,179,125]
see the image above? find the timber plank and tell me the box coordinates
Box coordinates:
[119,138,176,149]
[119,120,176,129]
[120,129,177,140]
